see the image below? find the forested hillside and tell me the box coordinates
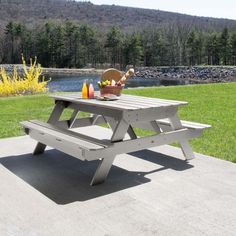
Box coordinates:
[0,0,236,68]
[1,0,236,31]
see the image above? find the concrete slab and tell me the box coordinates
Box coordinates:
[0,135,236,236]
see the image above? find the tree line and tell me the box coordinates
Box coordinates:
[1,21,236,68]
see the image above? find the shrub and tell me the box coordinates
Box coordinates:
[0,56,48,97]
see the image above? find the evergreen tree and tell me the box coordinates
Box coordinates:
[195,32,204,65]
[79,25,96,67]
[64,21,78,67]
[36,22,53,67]
[55,25,65,67]
[21,27,34,61]
[124,33,142,67]
[2,20,236,68]
[105,26,123,67]
[219,27,231,65]
[186,31,197,65]
[5,22,24,63]
[231,33,236,65]
[205,33,220,65]
[142,30,167,66]
[5,22,16,62]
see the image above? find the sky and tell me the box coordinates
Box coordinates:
[89,0,236,20]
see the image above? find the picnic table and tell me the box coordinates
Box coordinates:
[21,93,210,185]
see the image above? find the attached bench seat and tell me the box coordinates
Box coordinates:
[132,118,211,137]
[21,118,210,163]
[156,119,211,132]
[21,120,113,161]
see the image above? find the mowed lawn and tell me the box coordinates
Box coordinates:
[0,82,235,162]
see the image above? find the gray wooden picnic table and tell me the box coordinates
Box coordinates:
[21,93,210,185]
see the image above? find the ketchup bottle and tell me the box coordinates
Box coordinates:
[88,81,94,99]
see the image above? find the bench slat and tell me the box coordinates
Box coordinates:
[121,94,188,106]
[132,119,210,133]
[157,119,211,129]
[29,120,111,147]
[21,121,107,161]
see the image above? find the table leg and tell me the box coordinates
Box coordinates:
[90,116,130,185]
[90,155,116,185]
[104,116,136,140]
[104,116,117,130]
[33,101,65,155]
[150,120,162,134]
[168,114,195,160]
[127,125,137,139]
[69,109,79,128]
[91,114,100,125]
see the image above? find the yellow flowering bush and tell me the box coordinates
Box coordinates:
[0,56,48,97]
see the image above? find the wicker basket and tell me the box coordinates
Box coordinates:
[100,85,124,96]
[101,69,123,83]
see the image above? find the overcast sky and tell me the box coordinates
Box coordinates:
[89,0,236,20]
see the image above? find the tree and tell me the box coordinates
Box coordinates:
[164,24,180,66]
[175,21,194,66]
[64,21,78,67]
[219,27,231,65]
[141,29,167,66]
[231,33,236,65]
[124,33,142,67]
[186,31,197,65]
[53,25,65,67]
[5,22,24,63]
[195,32,204,65]
[205,33,220,65]
[79,25,96,67]
[5,22,16,62]
[3,20,236,68]
[35,22,53,67]
[105,26,123,66]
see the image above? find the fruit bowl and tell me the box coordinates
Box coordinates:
[100,84,124,96]
[98,68,134,97]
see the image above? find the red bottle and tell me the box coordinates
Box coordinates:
[88,82,94,98]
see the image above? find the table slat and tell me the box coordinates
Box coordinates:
[52,94,185,111]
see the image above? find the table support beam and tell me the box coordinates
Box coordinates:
[69,109,79,128]
[33,101,65,155]
[90,155,116,185]
[169,114,195,160]
[127,125,137,139]
[111,119,129,142]
[104,116,131,142]
[90,116,131,185]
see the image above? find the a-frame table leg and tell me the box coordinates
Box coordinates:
[168,113,195,160]
[90,155,116,186]
[91,116,130,185]
[105,116,137,140]
[33,101,65,155]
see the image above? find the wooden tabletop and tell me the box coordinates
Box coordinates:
[51,93,188,111]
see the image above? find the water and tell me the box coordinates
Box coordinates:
[47,75,188,92]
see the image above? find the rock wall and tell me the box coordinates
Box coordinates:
[0,64,103,76]
[135,66,236,83]
[1,65,236,83]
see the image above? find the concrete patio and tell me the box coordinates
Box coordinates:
[0,135,236,236]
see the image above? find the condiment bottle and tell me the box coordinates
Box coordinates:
[82,80,88,99]
[88,82,94,98]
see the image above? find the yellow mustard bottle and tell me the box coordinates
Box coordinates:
[82,80,88,99]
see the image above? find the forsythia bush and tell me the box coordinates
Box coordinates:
[0,56,48,97]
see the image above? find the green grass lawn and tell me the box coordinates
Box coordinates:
[1,82,236,162]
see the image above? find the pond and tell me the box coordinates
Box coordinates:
[47,75,189,92]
